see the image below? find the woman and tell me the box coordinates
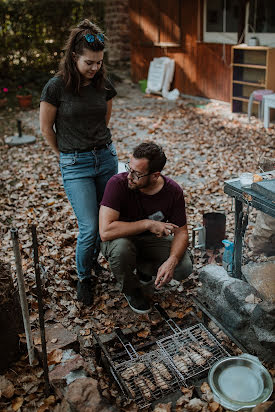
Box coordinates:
[40,19,118,305]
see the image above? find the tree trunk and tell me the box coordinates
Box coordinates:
[0,261,24,373]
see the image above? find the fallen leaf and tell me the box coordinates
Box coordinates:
[0,376,15,398]
[47,349,63,365]
[34,336,42,345]
[12,397,23,411]
[209,401,220,412]
[153,402,172,412]
[137,330,149,338]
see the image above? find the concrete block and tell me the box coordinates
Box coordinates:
[224,280,259,314]
[251,301,275,332]
[199,264,234,295]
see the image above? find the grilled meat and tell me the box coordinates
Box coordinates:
[152,361,172,380]
[135,377,152,400]
[190,342,212,359]
[121,362,146,380]
[143,376,156,392]
[152,369,169,390]
[173,354,189,373]
[185,347,205,366]
[200,330,215,347]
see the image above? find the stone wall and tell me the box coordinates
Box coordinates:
[105,0,130,66]
[196,264,275,362]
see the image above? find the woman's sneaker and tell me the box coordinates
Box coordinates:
[124,288,151,314]
[77,278,93,306]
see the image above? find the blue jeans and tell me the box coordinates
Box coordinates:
[59,144,118,280]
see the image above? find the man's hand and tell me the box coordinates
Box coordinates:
[148,221,178,237]
[154,256,178,289]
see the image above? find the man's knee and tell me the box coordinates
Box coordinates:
[101,237,136,261]
[174,251,193,281]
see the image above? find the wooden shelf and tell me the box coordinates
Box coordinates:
[231,46,275,114]
[232,96,260,103]
[233,63,266,69]
[233,80,265,87]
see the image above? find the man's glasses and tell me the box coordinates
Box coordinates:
[84,33,104,44]
[125,162,151,180]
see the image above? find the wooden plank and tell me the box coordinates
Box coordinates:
[233,80,265,87]
[159,0,181,44]
[138,0,159,43]
[233,63,266,69]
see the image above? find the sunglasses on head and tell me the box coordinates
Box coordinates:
[84,33,104,43]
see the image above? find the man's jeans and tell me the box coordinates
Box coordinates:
[101,233,193,295]
[60,144,118,280]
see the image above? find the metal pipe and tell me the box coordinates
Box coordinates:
[17,120,22,137]
[10,228,35,366]
[31,225,51,396]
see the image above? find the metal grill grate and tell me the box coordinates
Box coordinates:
[114,349,184,409]
[157,323,230,381]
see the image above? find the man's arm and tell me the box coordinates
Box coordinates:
[99,205,178,242]
[155,224,189,289]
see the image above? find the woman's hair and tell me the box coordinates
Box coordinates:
[133,142,167,173]
[58,19,106,94]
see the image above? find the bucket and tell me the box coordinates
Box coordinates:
[192,212,226,250]
[138,79,147,93]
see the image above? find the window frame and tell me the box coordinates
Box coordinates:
[203,0,238,44]
[245,1,275,47]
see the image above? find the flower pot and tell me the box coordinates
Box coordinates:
[0,97,8,108]
[16,94,32,108]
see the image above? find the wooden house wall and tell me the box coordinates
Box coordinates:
[129,0,232,102]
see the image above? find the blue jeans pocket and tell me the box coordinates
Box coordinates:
[59,154,76,167]
[108,143,117,157]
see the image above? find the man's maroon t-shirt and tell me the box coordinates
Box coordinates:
[100,172,186,227]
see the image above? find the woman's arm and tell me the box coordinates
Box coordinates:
[105,99,113,126]
[40,101,59,156]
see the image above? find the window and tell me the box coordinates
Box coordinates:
[204,0,240,44]
[246,0,275,47]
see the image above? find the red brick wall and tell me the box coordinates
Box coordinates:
[105,0,131,64]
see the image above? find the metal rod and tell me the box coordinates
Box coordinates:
[17,120,22,137]
[10,228,35,366]
[191,295,248,353]
[31,225,50,396]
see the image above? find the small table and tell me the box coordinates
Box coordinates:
[263,93,275,128]
[224,177,275,278]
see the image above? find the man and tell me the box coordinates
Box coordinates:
[99,142,192,314]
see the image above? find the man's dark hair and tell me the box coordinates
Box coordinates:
[133,142,167,173]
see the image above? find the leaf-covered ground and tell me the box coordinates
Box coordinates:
[0,77,274,411]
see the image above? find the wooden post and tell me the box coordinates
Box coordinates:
[10,228,35,366]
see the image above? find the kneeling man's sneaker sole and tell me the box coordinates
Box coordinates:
[124,294,151,314]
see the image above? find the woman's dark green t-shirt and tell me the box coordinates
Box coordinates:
[40,76,117,152]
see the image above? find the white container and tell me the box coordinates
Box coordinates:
[239,172,253,188]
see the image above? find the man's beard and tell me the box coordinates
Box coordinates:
[127,177,151,190]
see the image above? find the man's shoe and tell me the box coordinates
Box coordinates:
[137,270,153,285]
[77,278,93,306]
[124,289,151,314]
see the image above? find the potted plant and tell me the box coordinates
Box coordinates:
[16,86,32,108]
[0,87,8,108]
